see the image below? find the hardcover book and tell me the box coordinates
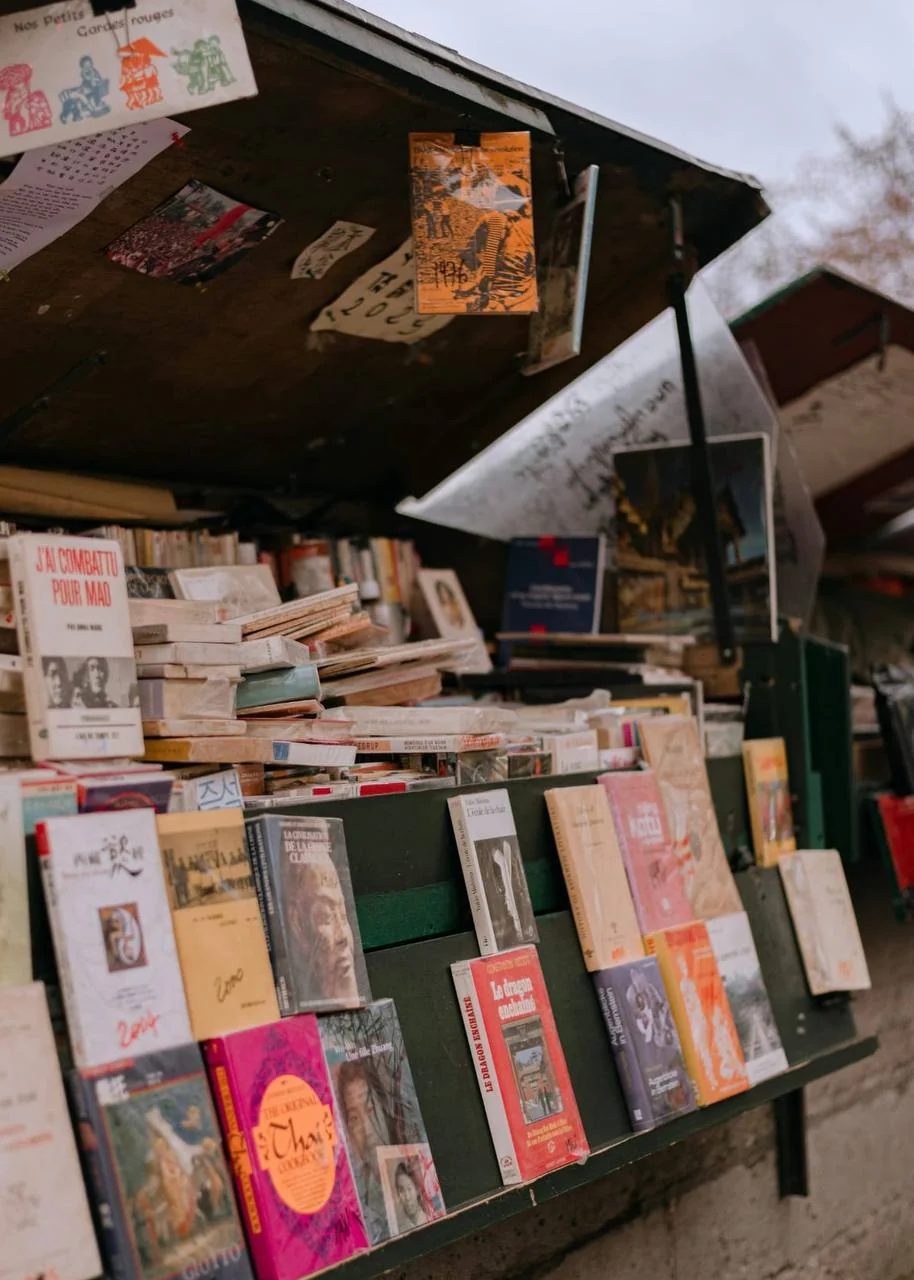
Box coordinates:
[592,957,695,1130]
[36,808,192,1068]
[156,810,280,1040]
[599,770,693,935]
[742,738,796,866]
[638,716,742,919]
[451,945,588,1185]
[706,911,788,1085]
[245,814,371,1013]
[9,533,144,760]
[71,1042,252,1280]
[778,849,871,995]
[646,922,749,1106]
[319,999,445,1244]
[501,536,606,635]
[447,789,539,955]
[0,981,101,1280]
[205,1016,369,1280]
[545,784,644,969]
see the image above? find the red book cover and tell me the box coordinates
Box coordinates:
[451,945,588,1185]
[876,793,914,917]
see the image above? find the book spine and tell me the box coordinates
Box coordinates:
[69,1072,134,1280]
[237,665,321,710]
[545,794,595,970]
[593,973,654,1132]
[447,800,496,955]
[9,537,47,761]
[245,821,293,1016]
[451,961,521,1185]
[36,832,86,1066]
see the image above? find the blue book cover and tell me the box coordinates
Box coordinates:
[501,536,606,634]
[593,957,695,1131]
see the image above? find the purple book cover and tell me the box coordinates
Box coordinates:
[593,957,695,1131]
[205,1018,368,1280]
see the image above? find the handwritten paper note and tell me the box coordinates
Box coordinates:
[291,220,375,280]
[311,238,453,344]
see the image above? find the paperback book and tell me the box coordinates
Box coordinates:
[205,1016,369,1280]
[36,808,192,1068]
[71,1042,252,1280]
[593,957,696,1130]
[778,849,871,995]
[706,911,788,1085]
[501,536,606,635]
[319,999,445,1244]
[245,813,371,1013]
[451,945,588,1185]
[742,738,796,866]
[448,789,539,955]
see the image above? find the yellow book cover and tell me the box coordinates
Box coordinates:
[646,922,749,1106]
[639,715,742,920]
[156,810,279,1040]
[545,785,644,970]
[742,738,796,866]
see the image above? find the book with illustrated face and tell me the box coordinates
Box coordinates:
[707,911,788,1086]
[319,999,445,1245]
[35,808,192,1068]
[245,814,370,1014]
[778,849,871,995]
[742,738,797,866]
[448,789,538,956]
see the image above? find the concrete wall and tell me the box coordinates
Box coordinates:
[393,865,912,1280]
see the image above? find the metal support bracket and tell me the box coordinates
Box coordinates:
[773,1088,810,1197]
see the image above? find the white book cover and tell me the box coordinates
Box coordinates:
[707,911,788,1086]
[10,534,143,760]
[0,982,101,1280]
[38,808,192,1067]
[779,849,871,995]
[448,789,538,955]
[541,729,600,775]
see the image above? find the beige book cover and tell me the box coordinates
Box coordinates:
[778,849,871,995]
[639,715,742,919]
[546,785,644,969]
[156,810,279,1039]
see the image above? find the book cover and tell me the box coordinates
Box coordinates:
[778,849,871,995]
[77,771,175,814]
[0,773,32,985]
[139,677,238,721]
[71,1042,252,1280]
[742,738,796,866]
[638,716,743,919]
[612,434,777,643]
[245,814,371,1013]
[451,946,588,1185]
[544,784,644,969]
[873,793,914,921]
[409,131,537,316]
[319,999,445,1244]
[36,808,192,1068]
[501,536,606,635]
[646,922,749,1106]
[156,810,280,1040]
[205,1017,368,1280]
[0,982,101,1280]
[448,789,538,955]
[706,912,788,1086]
[599,770,693,935]
[592,957,695,1131]
[9,533,144,760]
[236,666,321,711]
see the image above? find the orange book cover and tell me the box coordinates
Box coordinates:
[409,132,538,315]
[646,922,748,1105]
[742,738,796,866]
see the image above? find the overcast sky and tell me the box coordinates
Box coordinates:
[359,0,914,187]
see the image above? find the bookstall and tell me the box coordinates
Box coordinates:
[0,3,879,1280]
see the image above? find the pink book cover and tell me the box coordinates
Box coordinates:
[205,1017,369,1280]
[599,770,693,934]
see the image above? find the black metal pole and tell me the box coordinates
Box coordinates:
[668,198,736,665]
[774,1089,810,1197]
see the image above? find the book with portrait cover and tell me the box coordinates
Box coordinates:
[35,808,192,1068]
[501,536,606,635]
[0,982,101,1280]
[156,810,279,1041]
[245,814,371,1014]
[646,922,749,1106]
[451,945,588,1185]
[71,1042,252,1280]
[638,716,743,919]
[706,911,788,1086]
[204,1016,369,1280]
[742,738,796,866]
[9,533,144,761]
[778,849,871,995]
[545,784,644,969]
[319,999,445,1244]
[599,769,692,936]
[448,788,538,955]
[592,957,695,1131]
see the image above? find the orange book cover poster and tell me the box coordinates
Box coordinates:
[409,132,538,316]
